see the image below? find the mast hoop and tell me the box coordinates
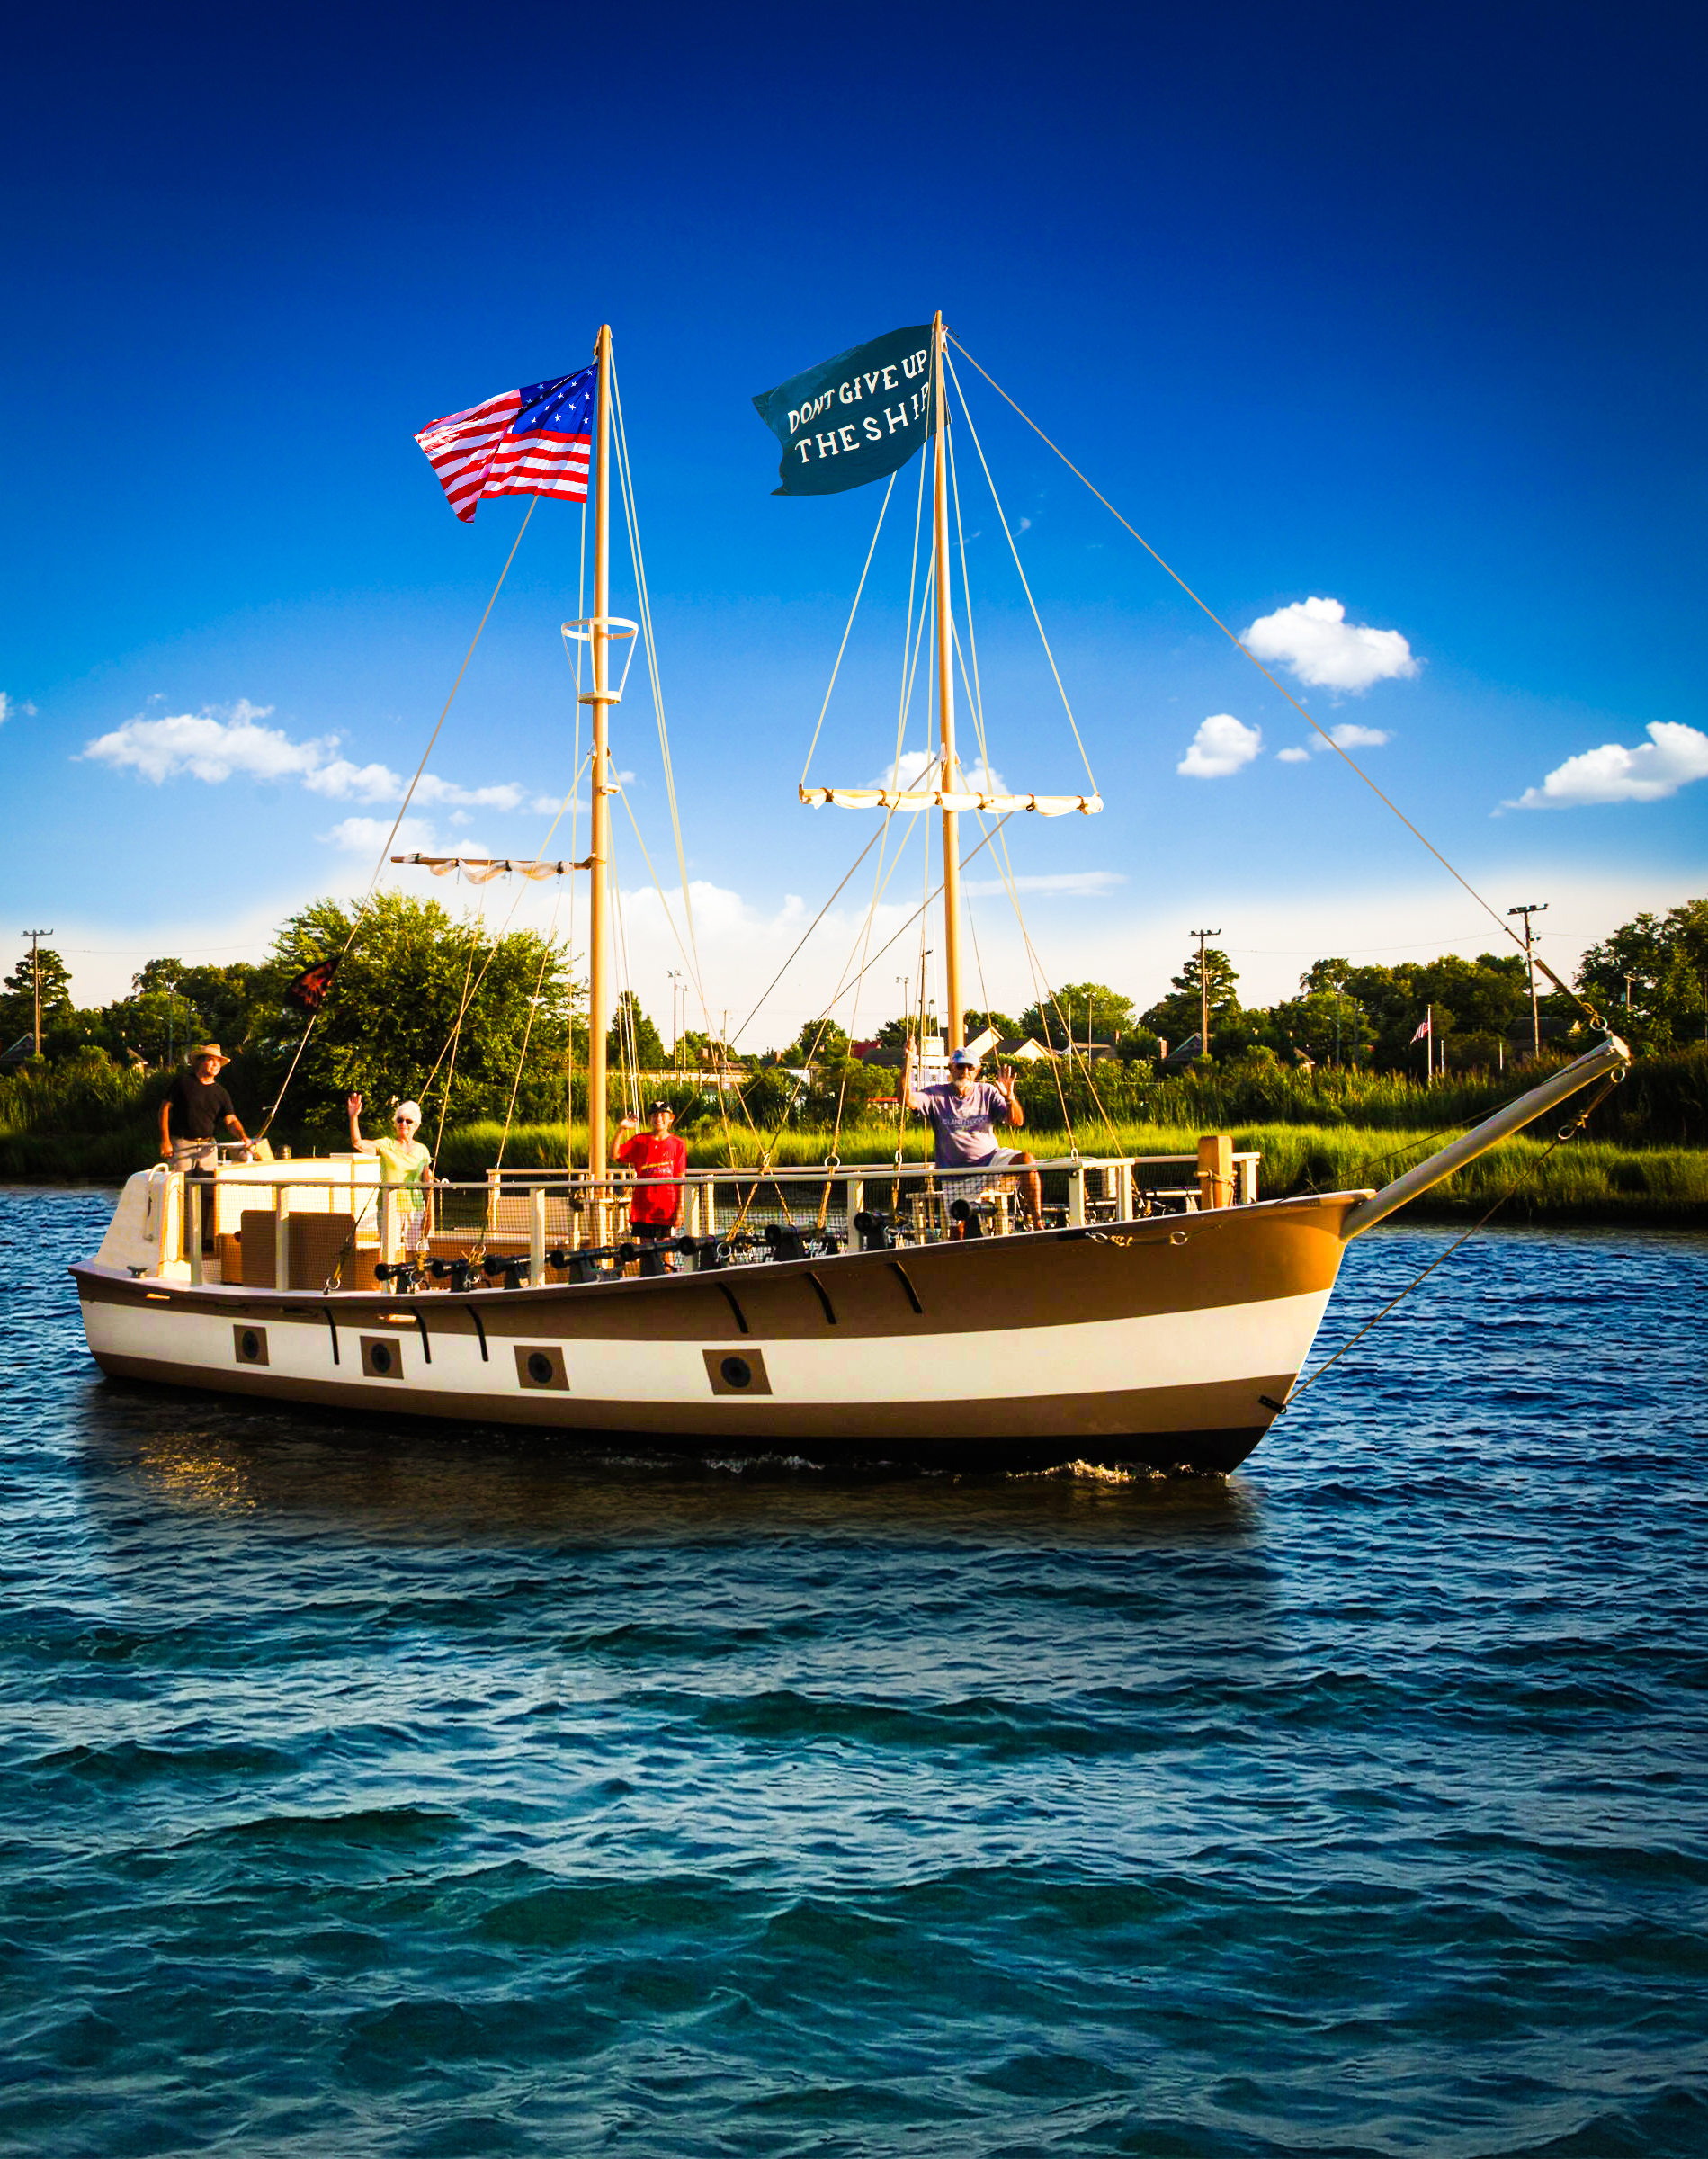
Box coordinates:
[560,616,639,704]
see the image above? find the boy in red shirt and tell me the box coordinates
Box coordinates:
[613,1102,687,1257]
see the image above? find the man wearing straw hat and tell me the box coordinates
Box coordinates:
[158,1044,253,1174]
[159,1044,253,1256]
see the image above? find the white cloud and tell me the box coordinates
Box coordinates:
[1178,713,1262,779]
[319,814,491,856]
[0,692,38,726]
[414,775,530,811]
[1505,721,1708,810]
[869,749,1009,794]
[1241,596,1419,693]
[1278,721,1392,764]
[81,699,549,819]
[963,871,1126,898]
[302,757,405,802]
[81,702,329,784]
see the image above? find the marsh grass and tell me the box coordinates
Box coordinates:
[438,1117,1708,1220]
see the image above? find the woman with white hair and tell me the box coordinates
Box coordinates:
[346,1094,434,1259]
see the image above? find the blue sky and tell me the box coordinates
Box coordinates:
[4,0,1703,1046]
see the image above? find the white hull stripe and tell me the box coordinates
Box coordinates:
[83,1290,1333,1407]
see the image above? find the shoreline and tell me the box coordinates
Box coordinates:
[9,1120,1704,1224]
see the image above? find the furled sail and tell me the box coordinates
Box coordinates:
[798,784,1102,817]
[390,853,591,882]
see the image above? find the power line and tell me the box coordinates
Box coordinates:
[1507,903,1549,1061]
[20,930,56,1058]
[1189,927,1221,1063]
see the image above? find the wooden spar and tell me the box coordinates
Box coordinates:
[1338,1032,1630,1239]
[586,324,614,1183]
[932,310,964,1053]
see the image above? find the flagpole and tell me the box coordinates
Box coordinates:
[931,309,964,1054]
[587,324,614,1190]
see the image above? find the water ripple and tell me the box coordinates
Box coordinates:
[1,1190,1704,2155]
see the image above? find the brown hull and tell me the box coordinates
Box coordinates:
[74,1196,1360,1474]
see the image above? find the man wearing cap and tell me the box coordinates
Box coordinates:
[903,1039,1042,1233]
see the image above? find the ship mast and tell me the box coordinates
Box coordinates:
[931,310,964,1053]
[586,322,614,1183]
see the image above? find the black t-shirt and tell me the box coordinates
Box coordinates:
[166,1071,236,1140]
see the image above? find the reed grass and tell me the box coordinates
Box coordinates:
[5,1096,1703,1221]
[435,1117,1708,1222]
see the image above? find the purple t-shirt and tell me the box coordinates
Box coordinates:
[906,1078,1012,1167]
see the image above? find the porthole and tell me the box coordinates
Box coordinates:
[514,1344,568,1391]
[359,1335,404,1380]
[702,1347,772,1396]
[232,1323,269,1366]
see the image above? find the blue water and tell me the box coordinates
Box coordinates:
[3,1189,1705,2157]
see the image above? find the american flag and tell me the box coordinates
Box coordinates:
[415,366,595,522]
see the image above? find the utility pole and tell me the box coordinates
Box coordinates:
[1189,928,1221,1062]
[1622,971,1635,1013]
[22,930,55,1059]
[1508,902,1548,1061]
[667,970,683,1069]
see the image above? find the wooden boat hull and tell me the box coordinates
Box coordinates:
[72,1195,1360,1474]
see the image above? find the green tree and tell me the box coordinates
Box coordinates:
[268,891,579,1136]
[130,956,282,1055]
[1019,981,1137,1050]
[1269,987,1376,1067]
[786,1017,850,1067]
[0,944,74,1051]
[607,990,667,1071]
[1578,900,1708,1051]
[1140,952,1239,1051]
[961,1008,1020,1044]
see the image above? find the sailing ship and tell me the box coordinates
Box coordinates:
[71,319,1630,1473]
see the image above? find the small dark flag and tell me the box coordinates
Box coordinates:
[284,956,342,1014]
[753,324,938,496]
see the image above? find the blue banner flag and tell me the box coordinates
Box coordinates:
[753,325,938,496]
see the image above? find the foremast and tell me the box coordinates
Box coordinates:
[586,323,615,1184]
[930,311,964,1053]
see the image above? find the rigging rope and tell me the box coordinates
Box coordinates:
[610,357,703,1004]
[800,470,897,787]
[1270,1074,1622,1415]
[943,350,1098,797]
[259,498,540,1135]
[945,334,1602,1026]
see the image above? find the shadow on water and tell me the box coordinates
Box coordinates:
[70,1372,1266,1554]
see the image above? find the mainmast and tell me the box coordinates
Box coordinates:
[931,310,964,1053]
[586,323,614,1183]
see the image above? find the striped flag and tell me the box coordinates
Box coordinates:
[415,366,595,522]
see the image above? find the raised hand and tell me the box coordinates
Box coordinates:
[346,1093,364,1118]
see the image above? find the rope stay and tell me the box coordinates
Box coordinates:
[610,356,704,1008]
[800,470,897,788]
[946,332,1602,1027]
[943,347,1098,798]
[1272,1073,1622,1415]
[259,497,540,1134]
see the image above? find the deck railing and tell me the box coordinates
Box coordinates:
[150,1143,1260,1290]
